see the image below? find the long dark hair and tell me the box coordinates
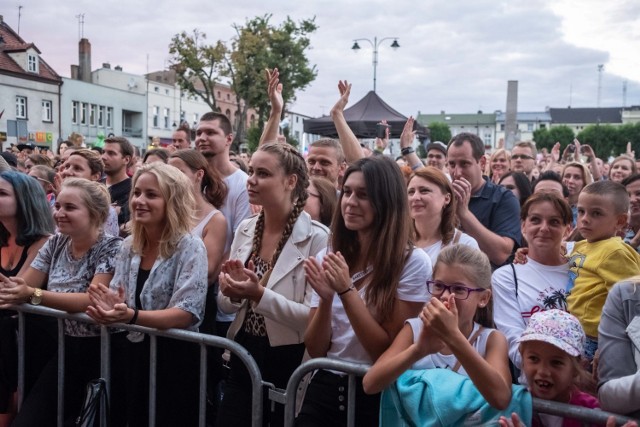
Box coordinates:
[331,156,412,322]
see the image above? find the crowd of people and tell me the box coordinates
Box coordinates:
[0,69,639,427]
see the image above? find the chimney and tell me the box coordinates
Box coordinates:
[504,80,519,149]
[114,65,122,71]
[70,64,79,80]
[79,38,91,82]
[102,62,111,69]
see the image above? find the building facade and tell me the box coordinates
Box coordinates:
[0,15,62,150]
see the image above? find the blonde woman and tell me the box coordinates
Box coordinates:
[489,149,511,184]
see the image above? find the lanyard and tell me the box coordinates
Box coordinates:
[351,265,373,283]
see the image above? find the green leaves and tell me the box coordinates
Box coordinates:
[168,15,318,147]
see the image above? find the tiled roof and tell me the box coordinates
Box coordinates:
[549,107,622,124]
[0,17,61,83]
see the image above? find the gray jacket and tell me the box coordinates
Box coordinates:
[598,280,640,417]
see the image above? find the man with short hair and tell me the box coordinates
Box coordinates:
[196,112,251,239]
[510,141,537,181]
[425,141,448,172]
[172,124,192,150]
[448,132,521,268]
[306,138,346,187]
[102,136,134,227]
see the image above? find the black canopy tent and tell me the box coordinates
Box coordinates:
[303,90,429,140]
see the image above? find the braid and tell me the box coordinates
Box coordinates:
[250,209,266,262]
[271,198,306,266]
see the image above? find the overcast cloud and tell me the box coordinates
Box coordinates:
[4,0,639,118]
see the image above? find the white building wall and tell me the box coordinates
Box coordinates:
[60,77,146,149]
[0,73,60,148]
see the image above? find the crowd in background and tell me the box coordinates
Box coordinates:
[0,69,638,427]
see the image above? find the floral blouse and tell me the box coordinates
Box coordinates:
[31,232,122,337]
[111,234,208,334]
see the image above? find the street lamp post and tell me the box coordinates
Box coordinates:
[351,36,400,92]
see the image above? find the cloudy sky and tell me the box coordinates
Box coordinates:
[4,0,639,119]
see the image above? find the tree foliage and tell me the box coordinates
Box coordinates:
[168,30,227,112]
[168,15,317,147]
[533,125,575,152]
[577,124,623,160]
[427,122,452,144]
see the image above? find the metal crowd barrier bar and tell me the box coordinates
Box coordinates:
[282,358,639,427]
[14,304,265,427]
[282,357,369,427]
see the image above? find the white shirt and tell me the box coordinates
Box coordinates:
[420,231,479,265]
[310,248,432,365]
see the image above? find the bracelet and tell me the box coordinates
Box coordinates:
[401,146,415,156]
[411,162,423,171]
[374,147,384,154]
[128,307,139,325]
[338,285,356,297]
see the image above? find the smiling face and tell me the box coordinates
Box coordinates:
[521,341,576,402]
[130,172,166,227]
[522,201,570,255]
[491,153,509,176]
[341,171,375,236]
[609,158,634,183]
[407,175,451,220]
[306,146,343,185]
[626,179,640,225]
[54,187,93,236]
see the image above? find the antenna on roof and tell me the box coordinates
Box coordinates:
[75,13,85,39]
[623,80,628,108]
[17,5,23,35]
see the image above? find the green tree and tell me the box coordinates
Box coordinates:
[617,122,640,157]
[169,16,317,148]
[427,122,452,144]
[577,124,620,159]
[245,125,262,153]
[533,126,574,153]
[227,15,317,145]
[168,29,227,112]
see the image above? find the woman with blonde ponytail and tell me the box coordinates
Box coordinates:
[217,142,329,426]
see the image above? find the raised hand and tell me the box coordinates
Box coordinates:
[265,68,283,113]
[330,80,351,116]
[400,117,416,149]
[219,259,262,302]
[422,294,459,341]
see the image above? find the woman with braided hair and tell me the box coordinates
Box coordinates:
[297,156,432,427]
[216,142,329,426]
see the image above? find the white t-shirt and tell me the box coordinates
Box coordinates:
[218,169,251,322]
[310,248,432,365]
[220,168,251,252]
[407,319,495,377]
[420,231,479,265]
[492,259,570,370]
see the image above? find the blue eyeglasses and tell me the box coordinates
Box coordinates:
[426,280,486,300]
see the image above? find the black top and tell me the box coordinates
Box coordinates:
[135,267,151,309]
[108,178,132,225]
[0,244,31,277]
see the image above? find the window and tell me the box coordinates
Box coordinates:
[165,89,170,95]
[72,101,79,124]
[154,86,159,92]
[500,124,505,131]
[98,106,105,127]
[80,103,88,125]
[226,94,230,101]
[106,107,113,128]
[193,113,199,124]
[180,110,185,122]
[153,106,159,127]
[27,54,38,73]
[163,108,170,129]
[16,96,27,119]
[540,123,546,129]
[527,123,533,131]
[90,104,97,126]
[42,100,53,122]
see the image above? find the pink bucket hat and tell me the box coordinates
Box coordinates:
[517,309,586,357]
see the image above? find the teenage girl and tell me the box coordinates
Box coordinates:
[363,244,512,410]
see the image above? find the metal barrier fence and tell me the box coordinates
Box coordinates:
[12,305,640,427]
[14,304,265,427]
[282,358,640,427]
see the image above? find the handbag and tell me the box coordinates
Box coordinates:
[75,378,109,427]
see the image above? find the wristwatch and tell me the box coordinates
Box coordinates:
[29,288,43,305]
